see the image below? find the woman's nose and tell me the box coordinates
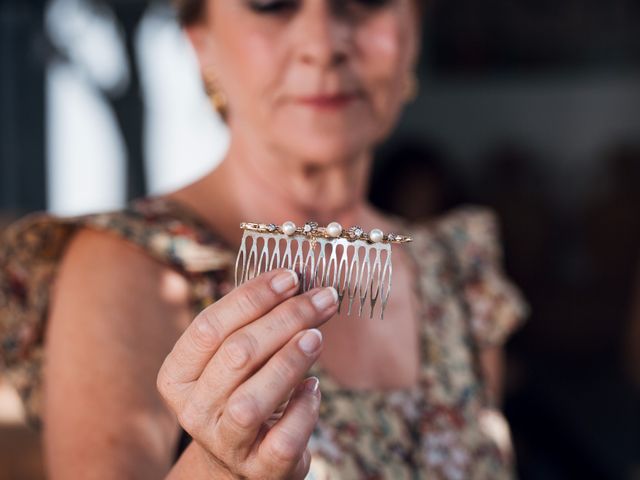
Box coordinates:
[295,2,351,68]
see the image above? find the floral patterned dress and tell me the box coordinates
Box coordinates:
[0,197,527,479]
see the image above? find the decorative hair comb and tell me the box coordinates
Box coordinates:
[235,221,411,319]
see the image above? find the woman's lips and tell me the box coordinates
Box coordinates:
[295,93,359,110]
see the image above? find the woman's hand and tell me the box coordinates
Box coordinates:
[157,268,339,479]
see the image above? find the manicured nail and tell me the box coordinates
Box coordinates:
[298,329,323,355]
[311,287,338,311]
[303,377,320,394]
[270,270,299,294]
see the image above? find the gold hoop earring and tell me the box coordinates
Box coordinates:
[403,72,419,103]
[203,70,229,121]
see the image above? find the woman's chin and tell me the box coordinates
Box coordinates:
[272,129,375,165]
[291,141,367,165]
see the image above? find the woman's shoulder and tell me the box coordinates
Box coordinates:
[0,195,237,349]
[0,196,235,428]
[403,205,529,348]
[394,204,501,256]
[1,196,235,275]
[407,204,498,237]
[55,225,189,302]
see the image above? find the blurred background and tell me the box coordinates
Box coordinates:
[1,0,640,478]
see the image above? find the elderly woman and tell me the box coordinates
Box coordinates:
[0,0,527,478]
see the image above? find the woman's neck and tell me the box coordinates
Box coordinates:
[168,133,376,251]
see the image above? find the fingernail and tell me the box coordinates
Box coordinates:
[303,377,320,394]
[270,270,299,294]
[311,287,338,311]
[298,328,323,355]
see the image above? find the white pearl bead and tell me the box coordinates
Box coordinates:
[326,222,343,238]
[282,221,297,236]
[369,228,384,243]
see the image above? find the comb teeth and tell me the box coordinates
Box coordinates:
[235,231,393,320]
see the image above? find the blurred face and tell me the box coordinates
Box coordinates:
[188,0,421,163]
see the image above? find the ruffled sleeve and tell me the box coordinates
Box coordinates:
[436,206,529,348]
[0,198,235,429]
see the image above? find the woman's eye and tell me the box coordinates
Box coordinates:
[245,0,392,18]
[350,0,393,9]
[340,0,394,17]
[247,0,298,14]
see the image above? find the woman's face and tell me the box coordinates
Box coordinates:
[188,0,421,164]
